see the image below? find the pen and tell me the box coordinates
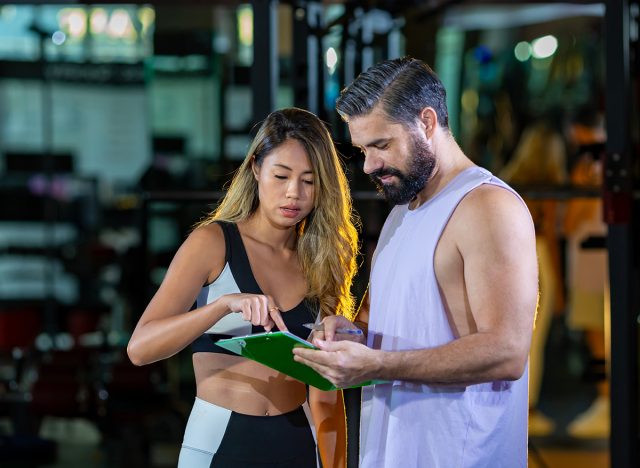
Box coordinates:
[302,323,363,335]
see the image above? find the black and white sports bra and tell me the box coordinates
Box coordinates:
[191,221,317,355]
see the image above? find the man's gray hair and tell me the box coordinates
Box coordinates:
[336,56,449,130]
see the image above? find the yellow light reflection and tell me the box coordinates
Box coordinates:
[90,8,108,35]
[59,8,87,39]
[461,89,479,113]
[108,9,133,39]
[138,7,155,36]
[238,6,253,47]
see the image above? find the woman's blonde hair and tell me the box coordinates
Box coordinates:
[197,108,360,319]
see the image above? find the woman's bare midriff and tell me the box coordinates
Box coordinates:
[192,352,307,416]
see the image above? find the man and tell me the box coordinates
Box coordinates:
[293,57,538,467]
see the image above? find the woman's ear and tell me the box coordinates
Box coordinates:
[251,156,260,180]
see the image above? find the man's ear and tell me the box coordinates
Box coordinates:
[418,107,438,139]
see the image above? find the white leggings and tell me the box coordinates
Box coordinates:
[178,397,318,467]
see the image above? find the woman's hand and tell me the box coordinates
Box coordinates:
[223,293,287,332]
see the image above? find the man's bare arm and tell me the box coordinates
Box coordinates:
[295,186,538,387]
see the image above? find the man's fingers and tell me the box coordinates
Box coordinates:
[321,318,337,342]
[292,347,336,366]
[313,338,347,352]
[293,341,361,388]
[309,330,325,342]
[321,315,353,342]
[292,347,321,362]
[293,351,335,377]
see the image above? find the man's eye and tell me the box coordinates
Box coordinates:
[303,180,314,185]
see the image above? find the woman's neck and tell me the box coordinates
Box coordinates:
[241,212,297,251]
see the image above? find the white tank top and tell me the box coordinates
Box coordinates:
[360,166,530,468]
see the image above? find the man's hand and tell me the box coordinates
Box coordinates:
[293,339,380,388]
[310,315,365,344]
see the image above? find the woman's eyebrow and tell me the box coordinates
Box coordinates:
[273,163,313,174]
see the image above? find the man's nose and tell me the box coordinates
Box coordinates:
[362,153,383,175]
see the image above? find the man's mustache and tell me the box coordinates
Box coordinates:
[369,167,404,182]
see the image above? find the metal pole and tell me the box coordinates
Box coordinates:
[33,20,58,338]
[251,0,278,125]
[292,1,311,111]
[307,2,322,116]
[604,1,638,466]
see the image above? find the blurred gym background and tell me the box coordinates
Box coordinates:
[0,1,637,467]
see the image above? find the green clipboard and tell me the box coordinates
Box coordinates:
[216,331,378,391]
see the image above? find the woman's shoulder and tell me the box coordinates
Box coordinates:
[190,221,226,244]
[183,222,227,271]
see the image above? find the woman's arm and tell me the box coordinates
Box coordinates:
[308,387,346,468]
[127,223,285,366]
[127,224,234,365]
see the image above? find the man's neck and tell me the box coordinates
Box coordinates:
[410,136,474,210]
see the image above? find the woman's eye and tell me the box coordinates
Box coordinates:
[303,180,314,185]
[274,175,287,180]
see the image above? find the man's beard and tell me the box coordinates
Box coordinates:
[369,134,436,205]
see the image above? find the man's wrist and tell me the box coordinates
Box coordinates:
[366,349,388,381]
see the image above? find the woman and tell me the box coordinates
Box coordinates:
[127,108,359,467]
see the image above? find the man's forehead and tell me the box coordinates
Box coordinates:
[348,111,401,145]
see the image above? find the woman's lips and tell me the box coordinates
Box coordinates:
[280,206,300,218]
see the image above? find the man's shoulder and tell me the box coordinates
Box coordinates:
[459,183,527,218]
[448,183,533,243]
